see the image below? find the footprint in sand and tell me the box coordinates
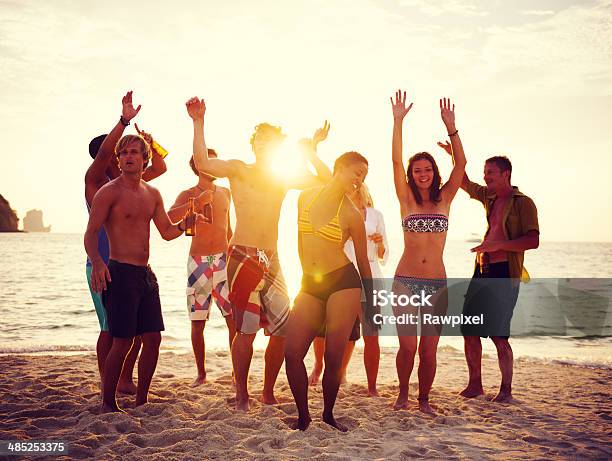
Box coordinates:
[438,416,465,426]
[202,407,233,421]
[244,434,270,450]
[262,437,286,450]
[64,443,94,460]
[125,433,147,448]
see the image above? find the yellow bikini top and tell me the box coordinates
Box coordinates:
[298,188,344,243]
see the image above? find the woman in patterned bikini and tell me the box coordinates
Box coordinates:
[389,90,466,414]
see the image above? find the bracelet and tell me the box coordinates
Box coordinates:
[448,129,458,137]
[178,221,185,232]
[119,116,130,127]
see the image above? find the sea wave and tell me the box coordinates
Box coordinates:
[516,355,612,370]
[0,344,96,354]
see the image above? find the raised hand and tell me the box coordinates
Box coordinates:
[437,140,452,156]
[312,120,330,146]
[390,89,413,121]
[122,91,141,121]
[135,124,153,144]
[440,97,456,132]
[186,97,206,121]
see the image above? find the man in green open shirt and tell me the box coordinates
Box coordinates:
[448,152,539,403]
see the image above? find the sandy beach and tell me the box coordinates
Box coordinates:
[1,347,610,460]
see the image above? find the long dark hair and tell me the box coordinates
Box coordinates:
[406,152,442,205]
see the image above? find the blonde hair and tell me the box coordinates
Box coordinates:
[115,134,152,168]
[354,183,374,208]
[249,123,285,152]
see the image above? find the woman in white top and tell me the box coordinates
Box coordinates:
[308,184,389,396]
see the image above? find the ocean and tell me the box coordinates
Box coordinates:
[1,232,611,368]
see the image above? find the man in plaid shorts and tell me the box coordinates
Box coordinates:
[168,149,235,387]
[187,96,332,410]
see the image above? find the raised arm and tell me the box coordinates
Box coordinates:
[437,140,470,191]
[186,97,239,179]
[84,186,115,292]
[438,98,467,202]
[287,121,333,189]
[136,124,168,182]
[308,120,333,183]
[85,91,141,204]
[390,90,414,204]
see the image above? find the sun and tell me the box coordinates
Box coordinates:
[270,137,309,179]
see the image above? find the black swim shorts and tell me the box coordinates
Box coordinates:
[102,260,165,338]
[461,262,519,339]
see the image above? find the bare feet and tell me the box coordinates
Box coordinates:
[492,391,513,403]
[308,366,322,386]
[235,396,250,411]
[393,390,409,410]
[460,383,484,398]
[259,393,278,405]
[322,414,348,432]
[418,398,436,416]
[100,402,125,414]
[367,387,380,397]
[134,397,148,408]
[289,416,312,431]
[117,380,137,395]
[190,374,207,387]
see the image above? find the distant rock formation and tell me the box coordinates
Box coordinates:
[0,194,19,232]
[23,209,51,233]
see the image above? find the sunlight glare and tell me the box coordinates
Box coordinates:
[270,136,308,179]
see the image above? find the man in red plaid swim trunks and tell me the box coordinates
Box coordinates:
[186,96,332,410]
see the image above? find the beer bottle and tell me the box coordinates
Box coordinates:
[478,252,490,276]
[151,139,169,159]
[184,197,196,237]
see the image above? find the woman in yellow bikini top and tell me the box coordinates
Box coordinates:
[286,151,373,432]
[297,187,343,242]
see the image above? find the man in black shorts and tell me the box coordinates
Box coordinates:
[457,155,539,402]
[85,91,204,413]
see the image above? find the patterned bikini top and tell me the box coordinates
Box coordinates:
[297,188,344,243]
[402,213,449,233]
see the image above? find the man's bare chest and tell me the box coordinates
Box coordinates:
[111,194,156,224]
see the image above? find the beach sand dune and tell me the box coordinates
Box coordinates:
[1,348,610,460]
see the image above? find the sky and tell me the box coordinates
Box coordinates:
[0,0,611,242]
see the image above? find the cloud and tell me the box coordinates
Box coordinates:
[398,0,489,17]
[478,0,612,95]
[521,9,556,16]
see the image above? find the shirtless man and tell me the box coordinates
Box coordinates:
[440,150,539,402]
[85,93,204,413]
[186,96,332,411]
[168,150,236,387]
[85,92,167,395]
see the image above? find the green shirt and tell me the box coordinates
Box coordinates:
[465,181,539,281]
